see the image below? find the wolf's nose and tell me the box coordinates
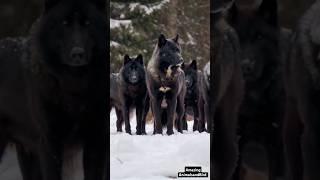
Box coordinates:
[186,79,191,86]
[70,47,85,60]
[242,58,254,74]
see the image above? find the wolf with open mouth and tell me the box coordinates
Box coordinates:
[146,34,186,135]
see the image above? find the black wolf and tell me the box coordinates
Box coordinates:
[146,34,186,135]
[284,1,320,180]
[17,0,108,179]
[211,3,244,180]
[110,54,149,135]
[229,0,285,179]
[181,60,202,131]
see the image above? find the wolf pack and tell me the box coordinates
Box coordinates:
[110,34,210,135]
[0,0,319,180]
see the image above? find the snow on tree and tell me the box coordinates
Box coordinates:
[110,0,210,72]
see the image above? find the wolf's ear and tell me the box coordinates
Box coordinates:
[190,60,197,70]
[158,34,167,48]
[173,34,180,43]
[91,0,106,12]
[124,55,131,65]
[44,0,60,12]
[136,54,144,65]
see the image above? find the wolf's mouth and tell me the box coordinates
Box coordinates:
[66,47,89,67]
[165,63,183,78]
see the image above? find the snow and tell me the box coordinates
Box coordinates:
[186,32,196,45]
[110,41,120,48]
[110,108,210,180]
[129,0,170,15]
[110,19,132,29]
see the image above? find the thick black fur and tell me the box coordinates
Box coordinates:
[211,10,244,180]
[182,60,202,131]
[229,0,285,179]
[14,0,108,179]
[110,54,149,135]
[284,1,320,180]
[146,34,186,135]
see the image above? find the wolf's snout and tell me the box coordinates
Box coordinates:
[242,58,254,74]
[129,71,139,83]
[131,75,138,82]
[69,47,87,66]
[186,78,191,87]
[71,47,85,59]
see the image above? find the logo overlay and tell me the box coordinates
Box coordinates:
[178,166,208,178]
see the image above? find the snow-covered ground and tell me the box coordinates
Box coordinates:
[0,109,209,180]
[110,109,210,180]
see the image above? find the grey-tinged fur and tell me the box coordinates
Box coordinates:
[146,34,186,135]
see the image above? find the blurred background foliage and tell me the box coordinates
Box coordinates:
[110,0,210,73]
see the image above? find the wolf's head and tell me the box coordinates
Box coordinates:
[230,0,279,82]
[121,54,145,85]
[156,34,184,81]
[182,60,198,88]
[37,0,106,70]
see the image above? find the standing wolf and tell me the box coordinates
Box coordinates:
[229,0,285,179]
[19,0,108,179]
[146,34,186,135]
[110,54,149,135]
[284,1,320,180]
[182,60,202,131]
